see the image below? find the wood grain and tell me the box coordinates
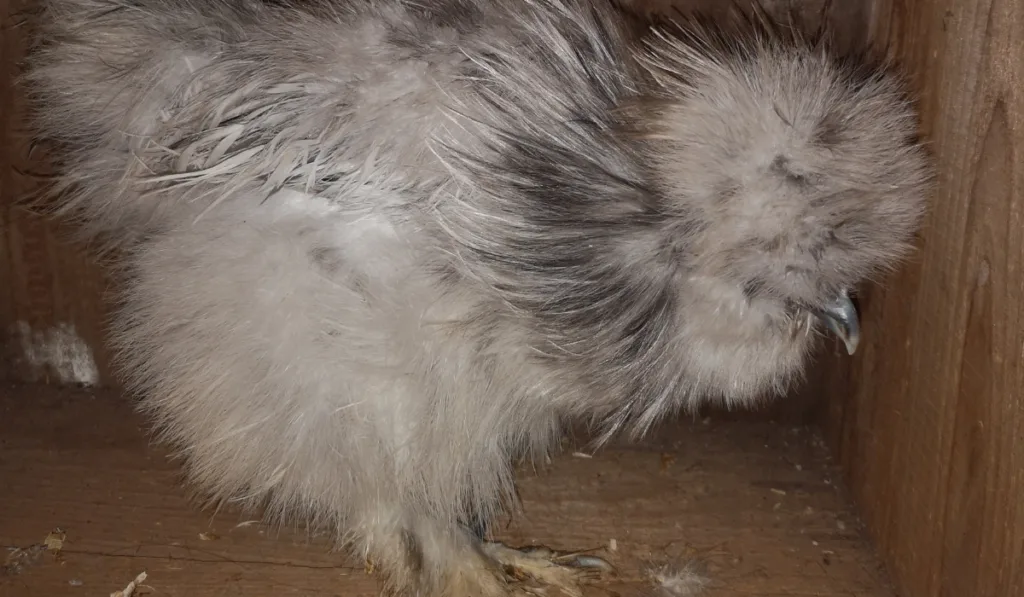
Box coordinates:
[817,0,1024,596]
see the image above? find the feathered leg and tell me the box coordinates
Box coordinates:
[365,519,610,597]
[479,542,612,597]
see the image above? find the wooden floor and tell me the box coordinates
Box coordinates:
[0,384,894,597]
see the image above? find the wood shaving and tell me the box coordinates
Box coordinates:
[198,532,219,541]
[571,451,593,459]
[44,529,66,554]
[110,571,147,597]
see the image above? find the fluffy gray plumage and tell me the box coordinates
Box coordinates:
[22,0,931,595]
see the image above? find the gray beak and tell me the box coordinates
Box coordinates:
[814,290,860,355]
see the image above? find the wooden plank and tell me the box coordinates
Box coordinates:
[817,0,1024,596]
[0,384,896,597]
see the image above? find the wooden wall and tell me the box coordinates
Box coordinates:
[0,0,114,385]
[815,0,1024,596]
